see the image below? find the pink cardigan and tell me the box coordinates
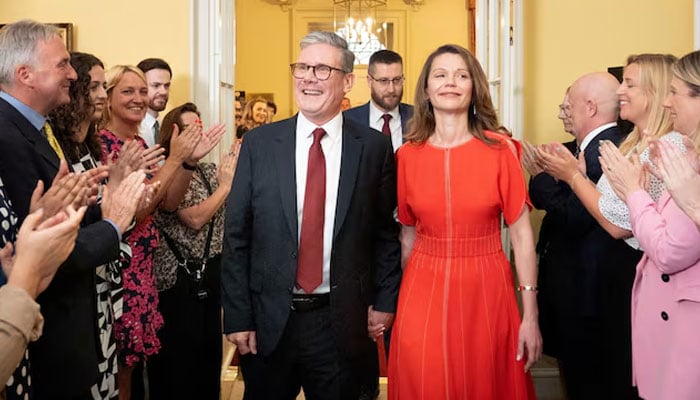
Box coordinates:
[627,189,700,400]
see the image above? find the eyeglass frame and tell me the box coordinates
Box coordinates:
[290,63,347,81]
[368,73,405,87]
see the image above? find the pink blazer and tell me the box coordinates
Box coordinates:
[627,189,700,400]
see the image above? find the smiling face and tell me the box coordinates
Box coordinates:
[108,71,148,125]
[144,68,171,113]
[425,53,472,114]
[252,101,268,124]
[88,65,107,122]
[664,76,700,136]
[294,43,354,125]
[617,63,649,127]
[27,35,77,114]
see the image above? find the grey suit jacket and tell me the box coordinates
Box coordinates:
[221,114,402,359]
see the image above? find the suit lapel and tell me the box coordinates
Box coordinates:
[334,121,363,239]
[273,117,299,242]
[0,99,59,170]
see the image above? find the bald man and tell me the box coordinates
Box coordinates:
[535,72,642,400]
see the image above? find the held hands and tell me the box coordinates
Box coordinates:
[188,123,227,164]
[169,121,202,163]
[367,305,395,341]
[227,331,257,355]
[107,140,165,187]
[0,205,86,298]
[217,142,241,189]
[537,142,582,183]
[516,318,542,373]
[521,141,544,176]
[651,138,700,216]
[101,171,147,234]
[29,160,104,219]
[599,140,645,201]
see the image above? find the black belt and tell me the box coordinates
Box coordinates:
[291,293,330,312]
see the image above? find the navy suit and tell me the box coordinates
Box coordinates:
[343,102,414,142]
[221,115,401,398]
[529,126,641,400]
[0,97,120,399]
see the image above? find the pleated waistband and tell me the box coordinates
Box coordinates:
[412,231,505,258]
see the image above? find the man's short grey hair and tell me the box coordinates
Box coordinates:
[300,31,356,73]
[0,20,61,86]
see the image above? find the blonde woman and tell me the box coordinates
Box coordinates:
[599,50,700,400]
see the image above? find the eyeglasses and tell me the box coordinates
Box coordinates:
[290,63,346,81]
[368,74,405,87]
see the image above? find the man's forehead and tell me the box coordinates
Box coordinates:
[145,69,171,83]
[298,43,341,64]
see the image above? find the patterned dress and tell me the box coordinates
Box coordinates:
[388,133,536,399]
[1,177,31,400]
[69,148,128,399]
[98,129,163,367]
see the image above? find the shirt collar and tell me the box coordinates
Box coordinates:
[580,122,617,152]
[142,112,157,128]
[296,111,343,141]
[369,100,399,125]
[0,91,46,131]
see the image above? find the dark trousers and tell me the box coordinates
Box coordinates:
[240,305,360,400]
[147,255,222,400]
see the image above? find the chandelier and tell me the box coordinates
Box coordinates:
[333,0,387,46]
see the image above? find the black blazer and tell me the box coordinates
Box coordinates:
[529,125,638,318]
[0,97,120,399]
[221,115,402,361]
[343,102,414,140]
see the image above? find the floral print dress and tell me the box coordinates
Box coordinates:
[98,129,163,367]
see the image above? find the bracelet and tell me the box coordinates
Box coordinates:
[517,285,538,293]
[181,161,197,171]
[569,171,586,190]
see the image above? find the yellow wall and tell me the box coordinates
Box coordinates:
[1,0,192,115]
[235,0,470,119]
[523,0,694,146]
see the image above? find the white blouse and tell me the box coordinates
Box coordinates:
[597,131,685,250]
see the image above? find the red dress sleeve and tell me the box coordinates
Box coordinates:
[396,145,416,226]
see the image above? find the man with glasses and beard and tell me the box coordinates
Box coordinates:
[345,50,413,152]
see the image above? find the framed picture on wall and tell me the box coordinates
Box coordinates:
[0,22,73,51]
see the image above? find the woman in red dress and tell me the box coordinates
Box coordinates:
[388,44,542,399]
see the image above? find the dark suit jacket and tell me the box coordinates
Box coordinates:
[221,115,402,363]
[0,97,120,398]
[343,102,414,140]
[529,125,639,318]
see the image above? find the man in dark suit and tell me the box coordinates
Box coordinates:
[535,72,641,400]
[522,87,577,360]
[344,50,413,152]
[0,20,133,399]
[222,31,402,399]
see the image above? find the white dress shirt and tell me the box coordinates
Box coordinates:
[294,112,343,294]
[139,113,159,148]
[368,101,402,152]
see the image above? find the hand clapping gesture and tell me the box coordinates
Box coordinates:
[599,140,646,201]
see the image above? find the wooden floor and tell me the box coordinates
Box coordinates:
[220,338,566,400]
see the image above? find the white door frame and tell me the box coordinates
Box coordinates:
[191,0,235,160]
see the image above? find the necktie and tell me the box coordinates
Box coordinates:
[42,122,65,160]
[573,145,581,158]
[153,120,160,145]
[381,113,392,136]
[297,128,326,293]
